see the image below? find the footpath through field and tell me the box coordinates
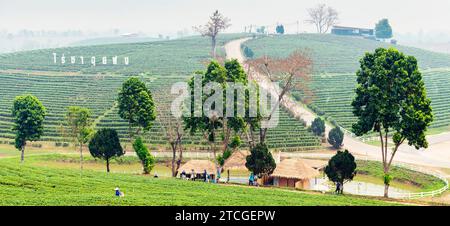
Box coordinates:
[224,38,450,169]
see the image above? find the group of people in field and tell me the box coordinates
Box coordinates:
[179,168,222,183]
[115,169,261,197]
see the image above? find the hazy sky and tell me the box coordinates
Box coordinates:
[1,0,449,36]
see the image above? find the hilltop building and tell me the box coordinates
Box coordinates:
[331,26,374,37]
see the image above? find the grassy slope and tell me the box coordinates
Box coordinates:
[356,160,446,192]
[0,156,399,206]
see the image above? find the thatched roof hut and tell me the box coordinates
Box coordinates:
[178,160,217,175]
[301,159,327,170]
[271,158,320,189]
[272,158,320,180]
[223,150,250,171]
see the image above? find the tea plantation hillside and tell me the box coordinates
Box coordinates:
[303,69,450,130]
[0,72,320,150]
[243,34,450,131]
[243,34,450,73]
[0,34,321,150]
[0,34,249,75]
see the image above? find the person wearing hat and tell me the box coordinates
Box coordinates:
[115,187,124,197]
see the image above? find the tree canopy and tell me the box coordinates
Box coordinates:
[276,24,285,34]
[328,127,344,149]
[12,94,46,162]
[118,77,156,140]
[245,143,276,177]
[65,106,93,170]
[351,47,433,197]
[375,19,393,39]
[183,59,249,161]
[311,117,325,136]
[88,128,124,172]
[324,149,357,192]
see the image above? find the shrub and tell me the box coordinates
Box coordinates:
[243,46,254,58]
[133,137,155,174]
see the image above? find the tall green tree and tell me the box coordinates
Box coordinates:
[311,117,325,136]
[118,77,156,142]
[88,128,124,172]
[12,94,46,163]
[65,106,93,170]
[183,60,248,162]
[351,48,433,197]
[375,19,393,40]
[245,143,276,178]
[133,137,155,174]
[328,127,344,149]
[324,150,357,193]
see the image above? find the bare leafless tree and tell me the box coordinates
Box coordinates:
[246,50,313,144]
[156,93,184,177]
[306,4,339,34]
[194,10,231,58]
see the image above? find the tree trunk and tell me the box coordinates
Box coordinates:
[384,183,389,198]
[383,165,390,198]
[106,158,110,173]
[79,143,83,171]
[176,142,183,173]
[128,123,134,145]
[211,36,217,59]
[171,143,177,177]
[259,128,267,144]
[211,128,217,163]
[20,145,25,163]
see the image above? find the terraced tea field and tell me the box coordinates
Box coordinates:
[0,73,125,141]
[243,34,450,73]
[299,69,450,131]
[0,34,249,75]
[0,72,320,150]
[243,34,450,132]
[0,34,326,151]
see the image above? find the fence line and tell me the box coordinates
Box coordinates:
[391,163,449,199]
[337,125,448,199]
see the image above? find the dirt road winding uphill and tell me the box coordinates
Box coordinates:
[224,38,450,169]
